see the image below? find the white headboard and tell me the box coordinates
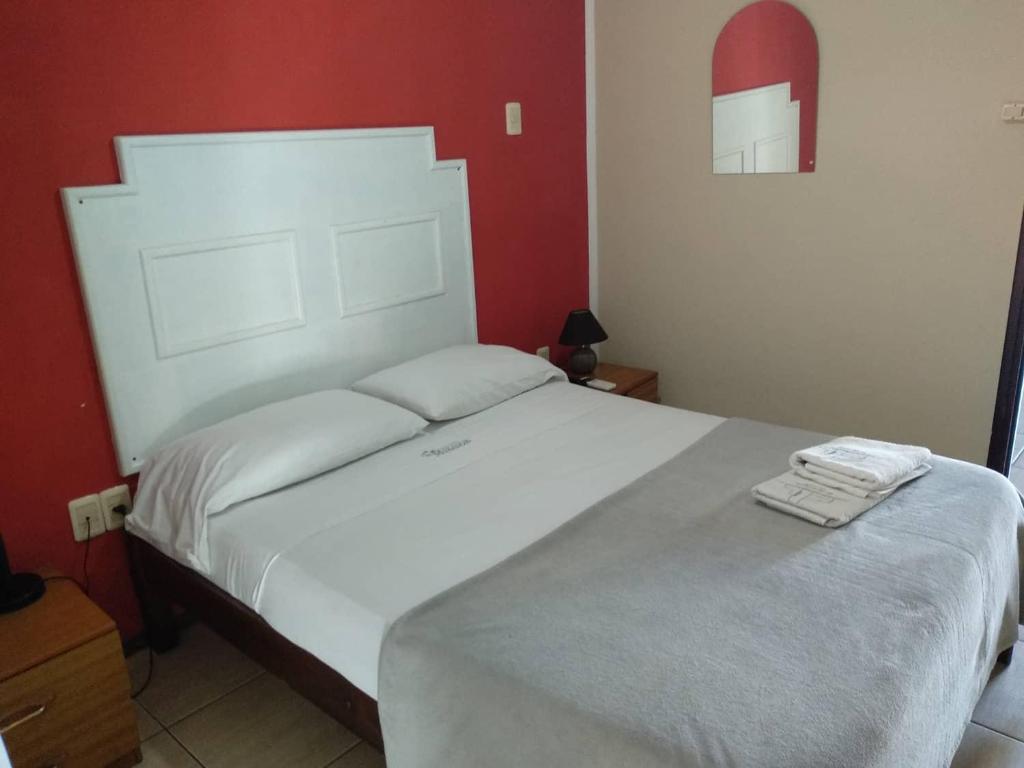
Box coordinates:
[62,128,477,475]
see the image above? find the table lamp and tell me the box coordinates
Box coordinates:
[0,534,44,614]
[559,308,608,380]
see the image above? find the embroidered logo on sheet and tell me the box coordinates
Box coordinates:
[421,439,472,458]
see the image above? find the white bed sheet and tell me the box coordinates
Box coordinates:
[191,382,723,697]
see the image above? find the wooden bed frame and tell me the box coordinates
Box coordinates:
[128,535,384,748]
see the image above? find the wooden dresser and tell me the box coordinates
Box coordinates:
[591,362,660,403]
[0,579,140,768]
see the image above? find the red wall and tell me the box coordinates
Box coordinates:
[712,0,819,172]
[0,1,587,638]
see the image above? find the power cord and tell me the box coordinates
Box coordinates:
[131,646,154,699]
[48,510,154,697]
[43,515,94,594]
[118,503,156,699]
[81,516,91,596]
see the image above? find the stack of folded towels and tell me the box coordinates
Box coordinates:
[752,437,932,527]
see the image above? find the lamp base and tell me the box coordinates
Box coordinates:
[567,345,598,379]
[0,572,46,614]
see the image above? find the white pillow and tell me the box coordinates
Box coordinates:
[350,344,567,421]
[128,389,426,573]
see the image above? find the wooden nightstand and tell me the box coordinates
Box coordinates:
[590,362,660,403]
[0,578,141,768]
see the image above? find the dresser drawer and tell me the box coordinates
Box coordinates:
[0,631,139,768]
[625,376,659,403]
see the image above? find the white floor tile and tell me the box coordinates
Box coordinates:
[974,642,1024,740]
[129,623,263,726]
[170,673,359,768]
[140,732,203,768]
[135,699,163,741]
[327,743,387,768]
[953,723,1024,768]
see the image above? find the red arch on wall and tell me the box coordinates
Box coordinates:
[712,1,819,172]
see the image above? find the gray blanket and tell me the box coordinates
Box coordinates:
[379,419,1023,768]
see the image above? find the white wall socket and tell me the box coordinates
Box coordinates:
[536,345,550,361]
[99,484,132,531]
[68,494,107,542]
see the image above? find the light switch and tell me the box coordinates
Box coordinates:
[1002,103,1024,122]
[506,102,523,136]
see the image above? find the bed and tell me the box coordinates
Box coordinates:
[130,378,724,745]
[63,129,1024,767]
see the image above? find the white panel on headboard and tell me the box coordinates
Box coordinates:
[141,230,305,358]
[62,128,476,475]
[332,213,444,317]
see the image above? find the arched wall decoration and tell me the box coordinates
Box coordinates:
[712,0,819,175]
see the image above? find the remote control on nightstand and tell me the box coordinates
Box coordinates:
[585,378,617,392]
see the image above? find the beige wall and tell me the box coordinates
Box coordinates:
[596,0,1024,463]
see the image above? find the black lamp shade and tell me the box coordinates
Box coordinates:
[559,309,608,347]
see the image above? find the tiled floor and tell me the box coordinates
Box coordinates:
[127,624,384,768]
[129,623,1024,767]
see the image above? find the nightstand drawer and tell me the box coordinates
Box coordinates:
[625,377,659,403]
[0,631,138,768]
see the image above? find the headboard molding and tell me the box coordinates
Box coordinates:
[63,128,476,475]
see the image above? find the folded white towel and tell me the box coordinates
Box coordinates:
[752,472,878,527]
[755,437,933,527]
[790,437,932,493]
[794,461,932,499]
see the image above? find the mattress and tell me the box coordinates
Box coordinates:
[198,382,724,697]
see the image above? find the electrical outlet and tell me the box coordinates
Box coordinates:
[99,484,132,531]
[68,494,106,542]
[536,345,550,361]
